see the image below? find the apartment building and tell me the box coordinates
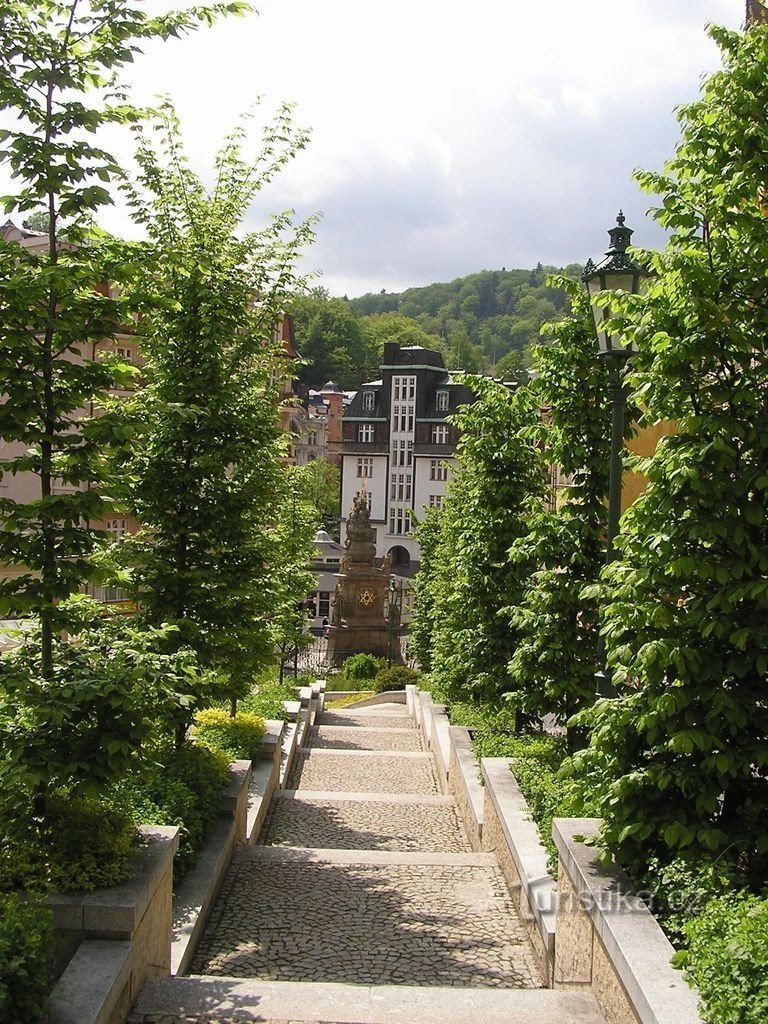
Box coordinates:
[339,343,474,569]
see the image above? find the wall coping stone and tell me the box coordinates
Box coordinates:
[47,826,179,937]
[449,726,484,831]
[282,699,301,720]
[553,818,702,1024]
[483,758,556,955]
[261,719,285,759]
[222,760,252,816]
[50,939,132,1024]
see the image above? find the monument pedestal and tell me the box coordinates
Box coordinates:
[326,494,403,668]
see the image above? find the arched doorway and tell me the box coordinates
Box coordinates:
[388,545,411,568]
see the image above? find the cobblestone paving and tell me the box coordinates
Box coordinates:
[287,752,438,794]
[317,712,414,730]
[308,725,423,751]
[259,798,470,853]
[191,857,539,988]
[128,1017,354,1023]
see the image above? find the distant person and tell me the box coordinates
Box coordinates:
[322,616,329,638]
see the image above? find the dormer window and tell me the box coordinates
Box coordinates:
[436,390,449,412]
[362,390,375,411]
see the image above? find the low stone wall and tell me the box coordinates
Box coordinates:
[49,825,179,1024]
[553,818,702,1024]
[447,726,484,850]
[171,759,253,977]
[481,759,556,986]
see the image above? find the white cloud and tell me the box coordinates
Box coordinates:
[0,0,745,294]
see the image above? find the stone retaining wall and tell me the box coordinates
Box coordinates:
[49,825,179,1024]
[553,818,703,1024]
[447,726,483,851]
[481,759,556,986]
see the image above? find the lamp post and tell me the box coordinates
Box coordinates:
[386,576,401,667]
[582,211,648,694]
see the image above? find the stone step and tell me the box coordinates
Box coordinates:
[188,846,541,987]
[317,711,415,730]
[307,725,424,752]
[287,750,438,795]
[258,794,469,853]
[131,977,606,1024]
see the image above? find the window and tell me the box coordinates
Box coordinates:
[107,518,127,541]
[429,494,444,509]
[436,390,449,412]
[116,346,134,364]
[357,457,374,478]
[363,491,372,511]
[407,440,413,466]
[319,591,331,618]
[407,408,414,432]
[362,391,375,411]
[431,425,449,444]
[358,424,374,443]
[390,473,397,500]
[430,459,448,481]
[388,507,412,535]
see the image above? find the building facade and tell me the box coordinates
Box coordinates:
[339,344,474,569]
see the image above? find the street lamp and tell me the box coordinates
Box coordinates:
[582,211,648,561]
[582,211,649,694]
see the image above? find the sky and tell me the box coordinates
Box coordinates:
[3,0,745,296]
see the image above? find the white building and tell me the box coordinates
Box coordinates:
[339,343,474,570]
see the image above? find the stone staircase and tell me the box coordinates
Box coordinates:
[129,702,604,1024]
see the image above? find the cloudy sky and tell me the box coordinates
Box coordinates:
[4,0,745,295]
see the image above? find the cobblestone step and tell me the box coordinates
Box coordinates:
[317,711,414,730]
[258,793,469,853]
[130,977,606,1024]
[287,750,438,794]
[307,725,424,752]
[189,847,541,987]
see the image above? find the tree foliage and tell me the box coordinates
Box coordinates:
[0,0,245,677]
[505,281,610,726]
[571,24,768,883]
[289,266,582,390]
[410,377,545,701]
[120,103,314,717]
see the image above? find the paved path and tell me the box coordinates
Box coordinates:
[130,699,604,1024]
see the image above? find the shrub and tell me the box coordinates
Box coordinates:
[636,856,734,947]
[374,665,421,692]
[0,610,201,802]
[0,894,53,1024]
[675,893,768,1024]
[341,653,386,685]
[237,676,298,719]
[116,741,230,882]
[194,708,266,760]
[0,793,137,893]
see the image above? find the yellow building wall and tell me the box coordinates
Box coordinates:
[622,421,676,513]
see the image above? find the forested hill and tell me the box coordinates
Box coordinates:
[288,262,582,391]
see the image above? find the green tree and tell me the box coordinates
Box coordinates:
[268,467,320,684]
[295,459,340,536]
[408,506,444,672]
[360,313,435,361]
[290,292,375,388]
[412,377,545,702]
[121,104,313,723]
[505,281,610,731]
[572,23,768,883]
[0,0,243,678]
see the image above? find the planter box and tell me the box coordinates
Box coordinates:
[49,825,179,1024]
[553,818,702,1024]
[481,759,556,986]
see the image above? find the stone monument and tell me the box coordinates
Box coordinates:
[326,491,403,667]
